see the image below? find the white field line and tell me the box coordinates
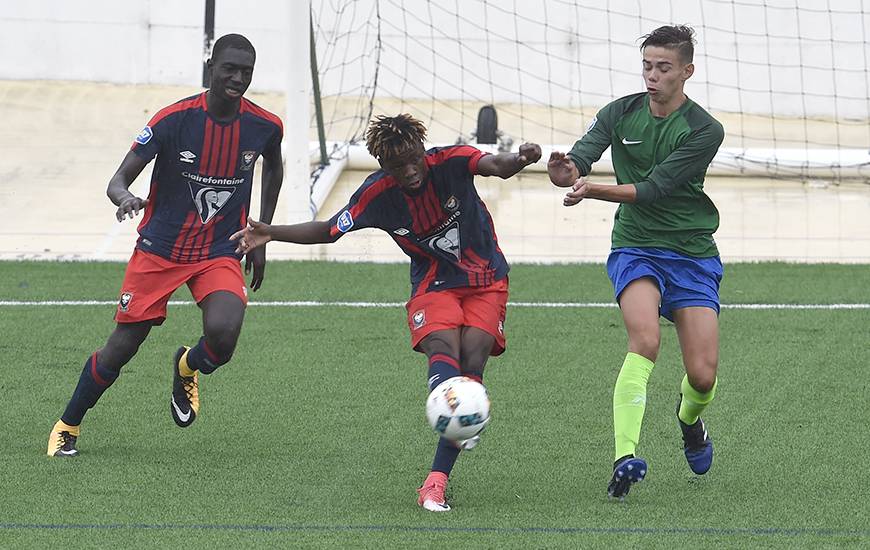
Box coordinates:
[0,300,868,310]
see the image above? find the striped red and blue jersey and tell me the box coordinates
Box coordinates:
[327,145,509,297]
[130,92,282,263]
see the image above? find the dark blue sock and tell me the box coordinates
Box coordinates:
[186,336,228,375]
[427,353,460,392]
[431,437,462,475]
[61,352,120,425]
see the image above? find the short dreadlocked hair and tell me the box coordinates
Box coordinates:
[639,25,695,65]
[365,114,427,160]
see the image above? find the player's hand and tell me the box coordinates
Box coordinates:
[547,151,577,188]
[516,143,542,167]
[563,177,589,206]
[115,196,149,222]
[245,245,266,292]
[230,217,272,254]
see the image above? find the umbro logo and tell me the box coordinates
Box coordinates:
[621,137,643,145]
[179,150,196,163]
[393,228,410,236]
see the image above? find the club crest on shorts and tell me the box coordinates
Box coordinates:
[412,309,426,330]
[135,126,153,145]
[239,150,256,171]
[119,292,134,312]
[444,195,459,212]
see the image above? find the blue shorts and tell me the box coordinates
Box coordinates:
[606,247,723,322]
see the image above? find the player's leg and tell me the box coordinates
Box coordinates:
[48,321,154,457]
[672,307,719,474]
[661,253,722,475]
[417,328,462,512]
[608,277,660,498]
[456,277,507,449]
[48,250,178,457]
[171,259,248,427]
[409,289,465,512]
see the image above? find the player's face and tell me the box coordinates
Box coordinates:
[209,47,255,102]
[642,46,693,106]
[380,144,429,194]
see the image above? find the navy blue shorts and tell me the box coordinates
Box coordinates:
[606,247,723,322]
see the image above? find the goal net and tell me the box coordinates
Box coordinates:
[309,0,870,189]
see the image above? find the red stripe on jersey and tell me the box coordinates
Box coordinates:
[189,225,208,262]
[240,98,284,134]
[420,184,442,233]
[480,199,503,256]
[145,93,206,129]
[239,205,247,229]
[217,124,233,177]
[416,262,438,297]
[463,248,495,287]
[203,218,219,260]
[200,118,214,174]
[222,120,240,177]
[403,193,424,234]
[136,179,157,233]
[207,125,224,176]
[171,212,197,262]
[395,238,440,297]
[425,145,485,173]
[331,175,394,237]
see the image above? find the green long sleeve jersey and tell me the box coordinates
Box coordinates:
[568,92,724,257]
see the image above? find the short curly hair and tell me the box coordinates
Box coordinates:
[365,114,427,160]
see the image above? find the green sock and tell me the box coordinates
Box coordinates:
[613,352,655,462]
[678,375,717,425]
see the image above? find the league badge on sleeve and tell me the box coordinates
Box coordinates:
[135,126,153,145]
[584,116,597,135]
[337,210,354,233]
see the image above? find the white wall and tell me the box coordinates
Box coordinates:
[2,0,868,118]
[0,0,290,91]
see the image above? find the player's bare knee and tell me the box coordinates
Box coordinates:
[686,364,717,393]
[629,333,660,362]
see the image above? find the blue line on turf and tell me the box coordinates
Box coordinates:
[0,524,867,537]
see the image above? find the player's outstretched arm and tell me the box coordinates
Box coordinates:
[107,151,151,222]
[476,143,542,179]
[230,217,338,254]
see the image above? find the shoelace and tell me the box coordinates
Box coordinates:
[683,421,707,450]
[424,481,447,502]
[60,431,76,451]
[180,375,197,400]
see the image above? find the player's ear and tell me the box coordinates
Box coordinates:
[682,62,695,81]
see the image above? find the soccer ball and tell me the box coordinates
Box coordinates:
[425,376,490,442]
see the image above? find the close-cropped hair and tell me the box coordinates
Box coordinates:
[212,33,256,61]
[639,25,695,64]
[365,114,428,160]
